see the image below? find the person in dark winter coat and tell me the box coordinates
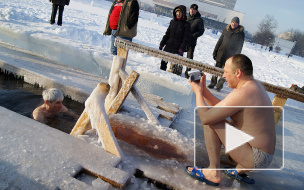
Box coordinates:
[103,0,139,55]
[49,0,70,26]
[159,5,190,75]
[208,17,245,91]
[185,4,205,79]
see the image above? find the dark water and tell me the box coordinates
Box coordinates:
[0,70,84,133]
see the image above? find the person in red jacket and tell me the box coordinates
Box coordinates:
[104,0,139,55]
[49,0,70,26]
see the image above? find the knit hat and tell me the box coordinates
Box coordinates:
[231,17,240,24]
[190,4,198,10]
[175,8,182,13]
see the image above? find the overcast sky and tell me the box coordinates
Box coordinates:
[234,0,304,35]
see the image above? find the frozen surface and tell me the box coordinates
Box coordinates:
[0,106,128,189]
[0,41,107,103]
[0,0,304,189]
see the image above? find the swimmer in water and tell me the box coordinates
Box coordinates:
[32,88,77,124]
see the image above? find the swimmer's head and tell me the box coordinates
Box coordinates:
[42,88,64,103]
[223,54,254,88]
[230,54,253,76]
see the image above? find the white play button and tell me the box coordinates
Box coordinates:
[225,123,254,154]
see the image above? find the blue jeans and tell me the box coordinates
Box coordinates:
[111,30,133,55]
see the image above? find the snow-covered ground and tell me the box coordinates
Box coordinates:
[1,0,304,189]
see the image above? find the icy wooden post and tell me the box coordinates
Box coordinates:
[119,69,160,125]
[70,82,123,158]
[107,70,139,115]
[272,95,287,126]
[105,56,125,111]
[116,41,129,95]
[70,110,91,136]
[86,82,123,158]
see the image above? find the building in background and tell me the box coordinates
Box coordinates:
[273,37,297,56]
[194,0,237,10]
[138,0,244,32]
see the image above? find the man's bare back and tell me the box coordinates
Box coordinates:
[33,103,68,123]
[187,54,276,186]
[219,79,276,154]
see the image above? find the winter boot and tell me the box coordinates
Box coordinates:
[171,64,183,76]
[168,63,174,73]
[215,78,225,92]
[290,84,304,94]
[185,67,191,79]
[160,60,168,71]
[208,75,218,89]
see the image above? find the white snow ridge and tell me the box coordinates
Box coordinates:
[0,0,304,189]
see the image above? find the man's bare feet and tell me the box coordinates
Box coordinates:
[202,168,222,184]
[187,167,222,184]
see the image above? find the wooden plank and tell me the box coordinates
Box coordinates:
[86,82,124,158]
[142,92,163,101]
[158,111,175,121]
[155,99,181,114]
[117,46,128,70]
[107,70,139,115]
[272,95,287,126]
[117,45,129,95]
[114,38,304,103]
[105,56,125,111]
[94,111,124,158]
[70,110,91,136]
[119,69,160,125]
[82,168,130,189]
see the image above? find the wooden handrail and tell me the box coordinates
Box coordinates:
[115,38,304,103]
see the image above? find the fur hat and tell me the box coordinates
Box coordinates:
[190,4,198,10]
[175,8,182,13]
[231,17,240,24]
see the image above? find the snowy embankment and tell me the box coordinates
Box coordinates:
[0,0,304,188]
[0,0,303,89]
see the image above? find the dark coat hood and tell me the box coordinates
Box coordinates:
[173,5,187,21]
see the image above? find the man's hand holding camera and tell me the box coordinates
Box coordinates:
[188,70,206,95]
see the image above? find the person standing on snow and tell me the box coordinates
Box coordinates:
[103,0,139,55]
[159,5,190,76]
[208,17,245,91]
[184,4,205,79]
[49,0,70,26]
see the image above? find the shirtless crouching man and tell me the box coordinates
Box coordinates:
[32,88,69,123]
[186,54,276,186]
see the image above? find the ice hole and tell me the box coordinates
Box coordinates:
[133,169,174,190]
[73,168,98,185]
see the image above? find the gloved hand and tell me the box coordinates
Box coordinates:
[178,49,184,56]
[159,46,163,50]
[213,55,216,60]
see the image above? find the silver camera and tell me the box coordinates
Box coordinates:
[188,70,202,82]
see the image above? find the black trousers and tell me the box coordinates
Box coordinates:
[160,49,178,71]
[187,45,195,59]
[186,45,196,72]
[210,61,225,86]
[50,4,64,25]
[160,60,168,71]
